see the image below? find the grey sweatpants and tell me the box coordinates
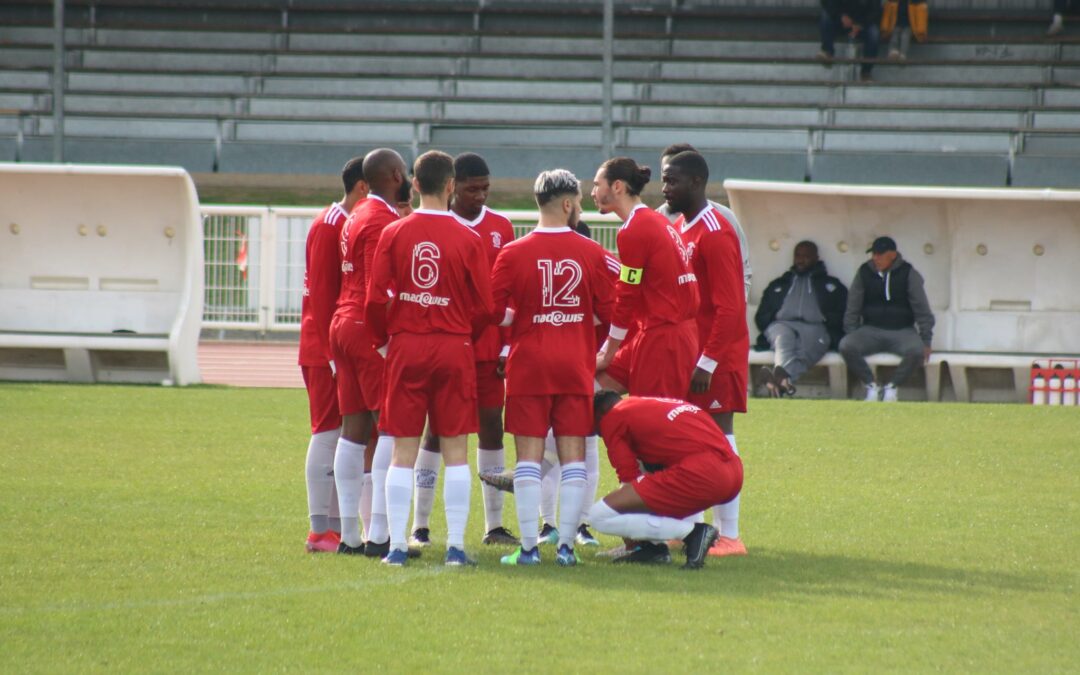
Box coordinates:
[838,325,925,387]
[764,320,830,383]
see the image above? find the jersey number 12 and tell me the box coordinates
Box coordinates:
[537,259,582,308]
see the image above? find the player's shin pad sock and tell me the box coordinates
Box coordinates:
[360,472,373,540]
[368,435,393,544]
[477,446,505,531]
[333,438,367,548]
[513,462,542,550]
[443,464,472,550]
[539,441,559,527]
[328,480,340,534]
[412,448,441,531]
[305,429,339,533]
[579,436,600,527]
[557,461,587,548]
[587,501,694,542]
[713,434,740,539]
[385,465,414,552]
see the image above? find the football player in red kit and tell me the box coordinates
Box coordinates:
[366,150,495,567]
[300,157,367,553]
[591,157,700,398]
[587,392,742,569]
[662,150,750,558]
[410,152,519,549]
[490,169,618,567]
[328,148,411,557]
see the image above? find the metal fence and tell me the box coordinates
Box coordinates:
[200,205,621,332]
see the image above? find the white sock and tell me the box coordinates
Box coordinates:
[540,431,560,527]
[333,437,366,548]
[328,482,340,534]
[359,473,373,540]
[443,464,471,550]
[514,461,542,550]
[579,436,600,529]
[477,446,505,532]
[557,461,587,548]
[368,434,393,544]
[411,447,441,531]
[305,429,339,533]
[712,434,740,539]
[588,501,694,542]
[385,465,413,553]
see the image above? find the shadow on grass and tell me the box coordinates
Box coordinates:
[503,546,1062,600]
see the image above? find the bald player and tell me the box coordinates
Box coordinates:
[330,148,411,556]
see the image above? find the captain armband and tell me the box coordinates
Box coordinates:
[619,265,644,285]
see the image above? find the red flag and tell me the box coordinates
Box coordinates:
[236,230,248,280]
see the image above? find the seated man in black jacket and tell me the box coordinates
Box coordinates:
[819,0,882,80]
[754,241,847,397]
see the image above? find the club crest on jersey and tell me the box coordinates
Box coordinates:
[490,231,503,248]
[533,311,585,326]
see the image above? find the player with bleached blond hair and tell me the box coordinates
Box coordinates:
[490,169,618,566]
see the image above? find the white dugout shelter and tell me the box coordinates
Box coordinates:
[0,163,203,385]
[725,180,1080,402]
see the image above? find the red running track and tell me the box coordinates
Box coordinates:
[198,341,303,388]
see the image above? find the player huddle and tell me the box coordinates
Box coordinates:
[298,145,749,570]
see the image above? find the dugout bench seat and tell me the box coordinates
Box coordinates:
[0,163,203,385]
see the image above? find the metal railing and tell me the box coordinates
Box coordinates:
[200,205,621,332]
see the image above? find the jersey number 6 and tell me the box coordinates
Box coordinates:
[411,242,441,290]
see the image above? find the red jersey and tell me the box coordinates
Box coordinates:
[610,204,699,340]
[365,208,494,345]
[491,227,619,396]
[454,205,516,362]
[599,396,735,485]
[335,198,368,321]
[299,202,347,366]
[677,206,750,373]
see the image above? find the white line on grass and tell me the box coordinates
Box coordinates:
[1,568,448,616]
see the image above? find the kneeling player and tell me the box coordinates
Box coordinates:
[587,392,743,569]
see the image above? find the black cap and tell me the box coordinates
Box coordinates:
[867,236,897,254]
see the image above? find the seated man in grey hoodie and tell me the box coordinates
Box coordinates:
[839,236,935,402]
[754,241,847,397]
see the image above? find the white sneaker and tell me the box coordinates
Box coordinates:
[864,383,881,402]
[882,384,899,402]
[1048,14,1064,36]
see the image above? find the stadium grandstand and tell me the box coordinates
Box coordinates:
[2,0,1079,185]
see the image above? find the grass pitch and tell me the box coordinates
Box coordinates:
[1,383,1076,672]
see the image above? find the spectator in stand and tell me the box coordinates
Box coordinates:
[754,241,847,398]
[819,0,882,81]
[839,236,934,402]
[1048,0,1079,35]
[881,0,928,60]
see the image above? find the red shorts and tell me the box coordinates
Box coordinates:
[605,319,698,398]
[329,314,384,416]
[476,360,505,409]
[687,369,748,414]
[505,394,592,437]
[381,332,478,437]
[632,451,743,519]
[301,365,341,434]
